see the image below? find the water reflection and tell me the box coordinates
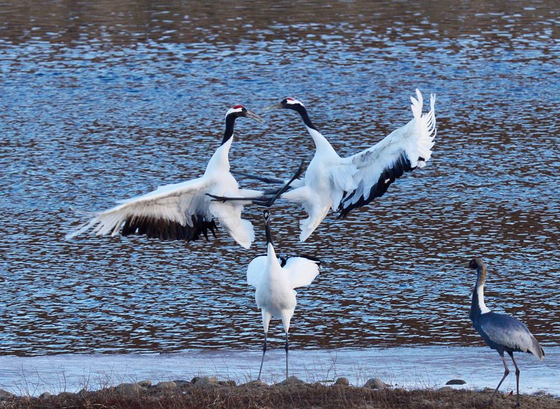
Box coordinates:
[0,0,558,355]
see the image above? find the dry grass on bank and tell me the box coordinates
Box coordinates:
[0,377,558,409]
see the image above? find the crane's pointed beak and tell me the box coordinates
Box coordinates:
[245,110,264,123]
[264,102,283,111]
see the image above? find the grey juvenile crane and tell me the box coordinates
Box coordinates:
[468,258,544,407]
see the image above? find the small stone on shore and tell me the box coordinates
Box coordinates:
[57,392,76,399]
[0,389,14,400]
[138,380,152,388]
[277,376,306,386]
[173,380,191,388]
[192,376,219,388]
[334,377,350,386]
[243,380,267,388]
[534,390,548,396]
[155,381,177,390]
[446,379,466,385]
[363,378,388,390]
[115,382,141,395]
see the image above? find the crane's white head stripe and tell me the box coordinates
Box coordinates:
[226,105,245,117]
[285,98,304,107]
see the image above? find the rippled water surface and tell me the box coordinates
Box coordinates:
[0,0,559,356]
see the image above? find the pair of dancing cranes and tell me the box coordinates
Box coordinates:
[68,90,543,406]
[68,90,436,246]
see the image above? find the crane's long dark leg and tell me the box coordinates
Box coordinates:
[259,159,304,207]
[490,353,510,405]
[508,351,521,408]
[231,171,285,184]
[207,159,304,207]
[257,333,267,381]
[284,332,289,380]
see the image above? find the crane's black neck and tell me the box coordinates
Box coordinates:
[265,218,273,246]
[222,113,238,145]
[289,104,317,131]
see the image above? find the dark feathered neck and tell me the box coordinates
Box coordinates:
[222,113,238,145]
[265,219,273,246]
[290,105,317,131]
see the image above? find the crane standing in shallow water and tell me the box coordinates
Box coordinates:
[247,210,320,380]
[67,105,275,249]
[468,258,544,407]
[266,89,437,241]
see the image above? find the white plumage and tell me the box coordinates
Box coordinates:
[271,89,437,241]
[247,210,320,380]
[247,252,319,332]
[66,105,264,249]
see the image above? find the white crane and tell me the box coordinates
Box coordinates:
[267,89,437,241]
[66,105,269,249]
[247,210,320,380]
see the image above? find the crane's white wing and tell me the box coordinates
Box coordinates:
[283,256,320,289]
[66,176,214,241]
[247,256,268,287]
[337,90,436,217]
[281,184,332,242]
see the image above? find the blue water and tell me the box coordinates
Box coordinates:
[0,0,558,356]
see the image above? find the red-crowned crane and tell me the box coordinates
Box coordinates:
[66,105,267,249]
[247,210,320,380]
[267,89,437,241]
[468,258,545,407]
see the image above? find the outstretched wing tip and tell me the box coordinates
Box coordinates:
[410,89,424,119]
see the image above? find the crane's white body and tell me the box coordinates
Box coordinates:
[282,90,437,241]
[67,110,262,249]
[247,244,319,334]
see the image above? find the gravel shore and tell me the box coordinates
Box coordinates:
[0,376,558,408]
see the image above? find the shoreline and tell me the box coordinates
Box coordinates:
[0,346,558,398]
